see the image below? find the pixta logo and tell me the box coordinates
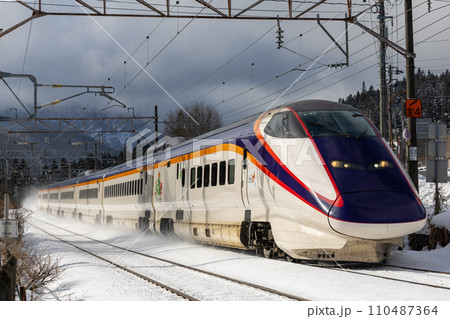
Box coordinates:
[126,129,161,168]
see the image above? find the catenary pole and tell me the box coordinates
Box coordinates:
[379,1,388,140]
[405,0,418,190]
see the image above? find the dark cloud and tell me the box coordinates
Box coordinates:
[1,1,449,125]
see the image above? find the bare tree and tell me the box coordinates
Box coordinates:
[1,208,61,300]
[163,101,223,138]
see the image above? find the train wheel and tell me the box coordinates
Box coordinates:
[263,247,273,259]
[286,255,295,263]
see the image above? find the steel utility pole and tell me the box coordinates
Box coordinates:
[379,1,388,140]
[405,0,418,190]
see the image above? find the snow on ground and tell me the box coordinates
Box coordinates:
[6,176,450,317]
[387,175,450,271]
[19,209,450,302]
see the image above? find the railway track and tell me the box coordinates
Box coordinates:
[384,264,450,276]
[29,216,309,301]
[30,222,198,301]
[298,261,450,291]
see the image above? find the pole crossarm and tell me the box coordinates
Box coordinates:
[0,0,359,39]
[0,117,156,134]
[0,1,414,63]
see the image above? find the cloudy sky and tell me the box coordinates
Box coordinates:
[1,0,450,130]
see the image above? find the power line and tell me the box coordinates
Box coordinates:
[220,0,441,121]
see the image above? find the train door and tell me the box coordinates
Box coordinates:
[146,163,155,232]
[175,161,183,203]
[100,171,108,224]
[241,147,250,208]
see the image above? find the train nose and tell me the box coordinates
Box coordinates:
[328,191,426,240]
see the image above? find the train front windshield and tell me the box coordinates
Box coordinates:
[297,110,377,138]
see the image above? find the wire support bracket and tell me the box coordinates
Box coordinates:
[350,18,415,59]
[317,14,350,68]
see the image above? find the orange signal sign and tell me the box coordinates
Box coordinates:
[405,99,422,118]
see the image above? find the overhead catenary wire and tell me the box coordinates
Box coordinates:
[169,0,346,102]
[206,2,388,116]
[101,1,213,112]
[220,0,443,121]
[178,4,369,114]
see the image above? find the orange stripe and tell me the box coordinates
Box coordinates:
[39,143,252,192]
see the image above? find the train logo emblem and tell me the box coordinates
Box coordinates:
[155,171,162,200]
[247,168,256,188]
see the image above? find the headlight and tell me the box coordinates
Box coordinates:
[330,160,363,170]
[369,160,393,169]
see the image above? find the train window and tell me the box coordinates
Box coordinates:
[211,163,218,186]
[197,166,203,188]
[204,164,210,187]
[140,179,143,194]
[167,161,171,168]
[61,191,74,200]
[264,111,306,138]
[88,188,98,199]
[190,168,196,189]
[228,159,235,185]
[177,163,179,180]
[297,110,377,137]
[219,161,226,185]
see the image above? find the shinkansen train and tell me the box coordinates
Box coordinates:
[38,100,426,263]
